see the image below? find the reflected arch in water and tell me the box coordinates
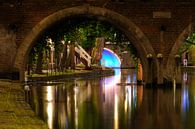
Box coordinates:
[100,48,121,68]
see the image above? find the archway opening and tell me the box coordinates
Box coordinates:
[100,48,121,75]
[25,16,140,79]
[14,6,154,82]
[167,23,195,84]
[167,30,195,75]
[100,48,121,68]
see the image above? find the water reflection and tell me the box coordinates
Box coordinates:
[27,69,195,129]
[114,93,118,129]
[46,86,55,129]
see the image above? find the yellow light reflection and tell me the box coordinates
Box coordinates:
[46,86,54,129]
[125,92,128,114]
[137,86,143,108]
[114,94,118,129]
[47,86,53,102]
[47,102,53,129]
[74,87,78,129]
[173,79,176,108]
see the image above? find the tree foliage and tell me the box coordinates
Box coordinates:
[27,17,138,73]
[178,32,195,55]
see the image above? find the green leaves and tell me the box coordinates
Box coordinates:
[178,32,195,55]
[28,17,138,71]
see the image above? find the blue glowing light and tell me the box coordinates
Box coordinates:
[100,48,121,68]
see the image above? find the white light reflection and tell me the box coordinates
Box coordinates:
[125,85,139,115]
[126,75,131,83]
[47,102,53,129]
[181,72,189,115]
[133,86,137,108]
[127,86,132,111]
[114,94,118,129]
[46,86,54,129]
[101,71,121,129]
[74,86,79,129]
[183,72,188,84]
[133,72,137,83]
[103,74,121,89]
[47,86,53,102]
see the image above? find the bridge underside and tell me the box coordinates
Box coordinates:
[0,2,194,86]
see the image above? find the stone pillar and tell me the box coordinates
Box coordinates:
[146,53,153,85]
[174,55,182,85]
[20,67,25,82]
[137,58,143,84]
[0,25,17,79]
[157,26,165,85]
[157,53,163,85]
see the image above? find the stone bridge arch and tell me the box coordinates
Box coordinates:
[14,5,155,82]
[166,22,195,83]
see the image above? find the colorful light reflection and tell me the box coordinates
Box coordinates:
[101,48,121,69]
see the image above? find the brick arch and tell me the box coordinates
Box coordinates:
[14,5,155,81]
[166,22,195,77]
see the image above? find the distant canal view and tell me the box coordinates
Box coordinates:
[26,69,195,129]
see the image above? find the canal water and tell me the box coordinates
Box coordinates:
[26,69,195,129]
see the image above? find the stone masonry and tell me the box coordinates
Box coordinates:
[0,0,195,85]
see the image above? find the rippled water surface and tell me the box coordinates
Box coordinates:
[26,69,195,129]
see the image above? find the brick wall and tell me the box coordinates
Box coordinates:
[0,25,17,73]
